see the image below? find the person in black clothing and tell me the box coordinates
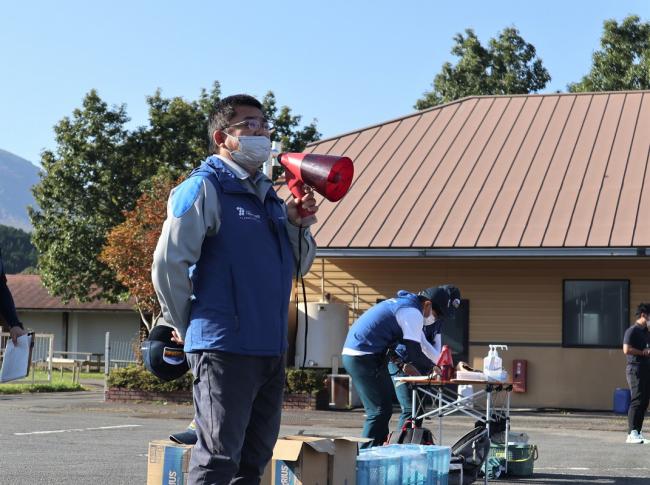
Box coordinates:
[623,302,650,444]
[0,250,25,344]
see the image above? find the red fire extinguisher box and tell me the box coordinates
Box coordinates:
[513,359,527,393]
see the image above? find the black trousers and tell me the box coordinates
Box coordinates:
[626,363,650,433]
[187,351,285,485]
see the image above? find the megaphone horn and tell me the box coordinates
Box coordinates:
[278,153,354,217]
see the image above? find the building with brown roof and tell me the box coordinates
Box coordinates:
[280,90,650,410]
[3,275,140,359]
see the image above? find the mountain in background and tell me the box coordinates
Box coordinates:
[0,149,40,231]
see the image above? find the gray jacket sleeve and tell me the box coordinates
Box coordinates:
[285,219,317,276]
[151,179,219,338]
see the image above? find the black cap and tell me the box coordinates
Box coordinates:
[418,285,461,318]
[141,325,189,382]
[636,303,650,317]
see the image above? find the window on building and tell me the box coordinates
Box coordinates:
[563,280,629,348]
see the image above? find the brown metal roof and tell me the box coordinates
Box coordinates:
[278,91,650,250]
[6,275,135,312]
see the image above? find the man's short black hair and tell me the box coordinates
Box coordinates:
[636,303,650,317]
[207,94,263,153]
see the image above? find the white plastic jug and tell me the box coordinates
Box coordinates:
[483,345,503,372]
[457,384,474,408]
[483,345,509,381]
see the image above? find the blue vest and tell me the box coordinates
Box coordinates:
[343,291,422,354]
[184,157,295,356]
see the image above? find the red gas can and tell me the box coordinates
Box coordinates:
[436,345,455,381]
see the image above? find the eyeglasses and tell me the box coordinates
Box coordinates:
[226,118,274,132]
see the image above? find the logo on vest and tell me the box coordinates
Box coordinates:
[235,206,261,222]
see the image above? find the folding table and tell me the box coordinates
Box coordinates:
[396,376,513,484]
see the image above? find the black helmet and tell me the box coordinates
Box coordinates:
[141,325,189,381]
[418,285,461,318]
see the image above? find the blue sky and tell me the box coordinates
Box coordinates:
[2,0,649,166]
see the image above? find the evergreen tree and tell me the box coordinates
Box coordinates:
[416,27,550,109]
[569,15,650,92]
[0,225,37,274]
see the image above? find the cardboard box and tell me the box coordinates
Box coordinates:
[271,435,366,485]
[329,438,362,485]
[147,440,272,485]
[147,440,192,485]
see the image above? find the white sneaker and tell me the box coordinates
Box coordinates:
[627,430,644,444]
[639,432,650,444]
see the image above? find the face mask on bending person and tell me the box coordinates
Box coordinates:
[424,314,437,326]
[226,134,271,171]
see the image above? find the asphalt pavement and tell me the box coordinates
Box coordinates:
[0,390,649,484]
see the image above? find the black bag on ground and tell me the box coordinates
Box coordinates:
[448,424,491,485]
[386,419,435,445]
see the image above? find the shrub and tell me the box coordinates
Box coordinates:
[285,368,327,395]
[108,364,328,395]
[107,364,192,392]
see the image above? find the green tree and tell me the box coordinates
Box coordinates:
[132,81,221,180]
[415,27,551,109]
[0,225,37,273]
[30,91,135,301]
[262,91,320,153]
[569,15,650,92]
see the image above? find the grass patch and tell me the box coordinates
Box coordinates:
[0,368,98,394]
[0,382,84,394]
[33,369,104,381]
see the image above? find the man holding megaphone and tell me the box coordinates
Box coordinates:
[152,94,318,485]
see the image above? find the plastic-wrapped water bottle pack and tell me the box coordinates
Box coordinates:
[357,444,452,485]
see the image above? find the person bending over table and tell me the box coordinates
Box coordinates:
[342,287,459,448]
[388,285,461,430]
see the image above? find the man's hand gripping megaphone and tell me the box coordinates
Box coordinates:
[286,185,318,227]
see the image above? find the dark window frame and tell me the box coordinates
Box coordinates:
[562,278,630,349]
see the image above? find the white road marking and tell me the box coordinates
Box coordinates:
[537,467,650,470]
[14,424,141,436]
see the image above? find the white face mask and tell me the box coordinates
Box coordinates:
[227,134,271,170]
[424,314,437,326]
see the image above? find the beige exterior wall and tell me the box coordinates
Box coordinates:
[18,311,65,350]
[296,257,650,410]
[16,310,140,355]
[468,346,627,409]
[73,312,140,354]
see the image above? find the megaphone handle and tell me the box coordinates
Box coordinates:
[287,176,312,218]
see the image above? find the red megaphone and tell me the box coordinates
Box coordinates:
[278,153,354,217]
[436,345,455,381]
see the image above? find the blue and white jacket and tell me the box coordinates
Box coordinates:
[152,155,316,356]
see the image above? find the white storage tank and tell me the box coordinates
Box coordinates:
[294,302,349,368]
